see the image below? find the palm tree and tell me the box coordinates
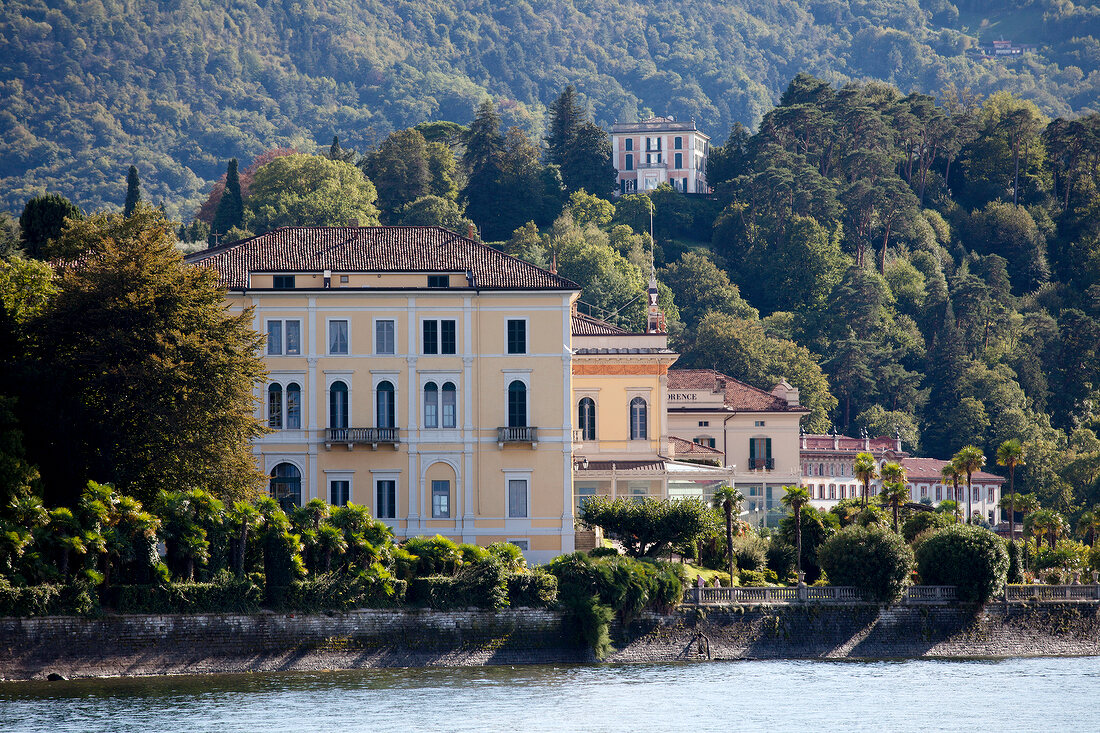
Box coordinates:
[711,485,744,583]
[317,524,348,572]
[1076,505,1100,547]
[228,501,259,577]
[781,485,811,580]
[854,452,878,508]
[952,445,985,524]
[996,439,1026,540]
[941,463,961,523]
[879,461,909,532]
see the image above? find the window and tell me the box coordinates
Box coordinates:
[694,436,716,448]
[340,275,349,284]
[750,438,773,470]
[508,381,527,428]
[625,138,633,151]
[423,380,456,429]
[423,319,457,354]
[507,319,527,354]
[509,539,529,551]
[376,480,396,519]
[508,479,528,518]
[576,484,597,515]
[375,320,396,355]
[266,319,301,355]
[442,382,457,428]
[428,275,449,288]
[286,383,301,429]
[698,421,709,427]
[988,487,996,502]
[432,480,450,518]
[839,485,846,499]
[578,397,596,441]
[629,397,647,440]
[630,484,647,503]
[270,463,301,512]
[830,485,836,500]
[268,384,283,429]
[674,136,683,150]
[921,486,929,498]
[273,275,295,289]
[625,154,633,171]
[329,320,349,355]
[330,480,350,507]
[936,485,942,501]
[675,152,683,169]
[376,381,395,428]
[754,420,765,427]
[329,381,348,429]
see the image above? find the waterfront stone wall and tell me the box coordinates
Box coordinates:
[2,602,1099,680]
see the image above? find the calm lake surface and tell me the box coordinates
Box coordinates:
[1,657,1095,732]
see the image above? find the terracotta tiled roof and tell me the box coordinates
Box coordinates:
[901,457,1005,483]
[576,460,667,472]
[667,369,806,412]
[185,226,579,290]
[571,311,628,336]
[670,436,724,457]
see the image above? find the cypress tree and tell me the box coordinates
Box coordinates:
[546,85,586,168]
[124,165,142,216]
[19,193,83,259]
[462,99,507,239]
[211,158,244,242]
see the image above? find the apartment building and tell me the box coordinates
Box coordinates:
[609,116,710,196]
[187,226,580,563]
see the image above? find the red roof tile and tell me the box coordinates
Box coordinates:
[571,311,629,336]
[667,369,806,412]
[670,436,724,456]
[901,457,1005,483]
[186,226,579,291]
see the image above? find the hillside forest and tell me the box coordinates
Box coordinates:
[3,0,1100,218]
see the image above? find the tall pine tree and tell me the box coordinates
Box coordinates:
[462,99,507,240]
[546,85,586,167]
[123,165,141,217]
[921,299,969,457]
[546,86,616,196]
[211,158,244,243]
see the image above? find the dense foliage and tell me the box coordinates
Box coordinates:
[818,524,915,602]
[5,1,1100,218]
[578,496,717,559]
[915,524,1009,602]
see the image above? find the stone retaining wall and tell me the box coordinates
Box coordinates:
[3,602,1099,680]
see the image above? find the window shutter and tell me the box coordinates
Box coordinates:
[766,438,773,461]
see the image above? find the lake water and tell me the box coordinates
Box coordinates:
[1,657,1095,732]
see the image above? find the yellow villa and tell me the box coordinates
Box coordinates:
[188,226,580,563]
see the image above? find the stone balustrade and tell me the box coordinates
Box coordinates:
[685,583,1100,605]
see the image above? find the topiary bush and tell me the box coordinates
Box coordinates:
[914,524,1009,604]
[902,511,955,543]
[817,525,913,603]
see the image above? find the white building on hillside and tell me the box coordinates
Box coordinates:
[610,117,710,196]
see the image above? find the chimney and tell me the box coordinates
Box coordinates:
[467,223,476,240]
[323,269,332,288]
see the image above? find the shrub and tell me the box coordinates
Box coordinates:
[507,570,558,607]
[588,546,620,558]
[487,542,528,570]
[818,525,914,603]
[280,573,405,612]
[730,535,767,571]
[559,588,613,660]
[738,569,768,586]
[766,540,797,580]
[902,511,955,543]
[778,507,838,583]
[1090,545,1100,575]
[0,579,98,616]
[457,543,490,565]
[106,577,263,614]
[915,524,1009,604]
[1006,540,1024,584]
[1034,540,1089,572]
[402,535,461,576]
[408,558,509,610]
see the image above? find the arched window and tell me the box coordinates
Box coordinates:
[376,380,395,428]
[286,383,301,429]
[423,381,439,428]
[268,384,283,429]
[507,381,527,428]
[442,382,457,428]
[329,381,348,429]
[629,397,647,440]
[578,397,596,441]
[270,463,301,512]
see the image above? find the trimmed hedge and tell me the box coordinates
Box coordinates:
[0,580,98,617]
[915,524,1009,604]
[274,575,407,613]
[408,559,510,610]
[105,578,263,614]
[818,525,913,603]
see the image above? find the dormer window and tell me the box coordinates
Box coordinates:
[428,275,449,288]
[273,275,295,289]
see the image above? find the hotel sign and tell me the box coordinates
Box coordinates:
[667,390,721,406]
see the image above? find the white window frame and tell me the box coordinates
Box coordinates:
[506,317,528,355]
[374,318,396,355]
[431,479,451,519]
[421,318,458,355]
[505,471,532,520]
[265,318,302,356]
[325,470,354,507]
[503,370,532,428]
[372,470,399,520]
[327,318,350,355]
[265,373,306,431]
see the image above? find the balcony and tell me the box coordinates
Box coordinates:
[325,427,400,450]
[636,161,666,170]
[497,426,538,448]
[748,457,775,470]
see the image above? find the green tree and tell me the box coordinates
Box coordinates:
[952,445,986,524]
[247,154,380,233]
[780,485,810,578]
[711,485,744,582]
[327,135,357,164]
[879,461,908,532]
[210,159,244,241]
[462,100,508,240]
[568,190,615,227]
[22,206,268,507]
[579,496,717,559]
[818,524,913,602]
[915,524,1008,603]
[364,128,431,220]
[1076,505,1100,547]
[124,165,142,217]
[854,452,878,508]
[996,438,1026,539]
[19,194,83,260]
[398,196,475,233]
[563,121,617,197]
[658,252,758,328]
[941,463,962,523]
[546,85,586,169]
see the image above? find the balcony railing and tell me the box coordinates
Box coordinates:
[635,161,666,169]
[325,427,400,449]
[497,426,538,447]
[748,457,775,470]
